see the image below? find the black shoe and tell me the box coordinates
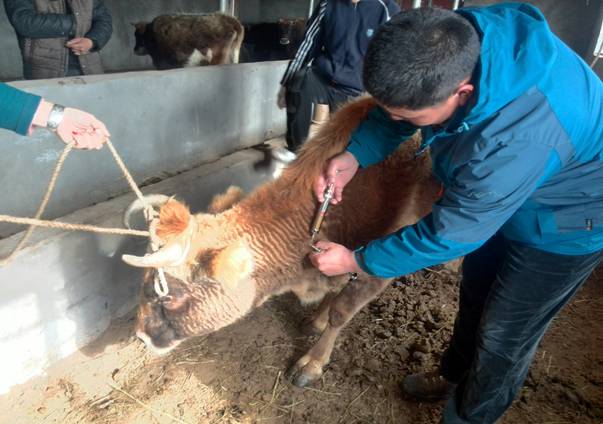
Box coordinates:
[402,370,457,400]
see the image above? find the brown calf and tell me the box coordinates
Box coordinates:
[122,97,440,387]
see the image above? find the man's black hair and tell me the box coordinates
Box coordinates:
[363,7,480,110]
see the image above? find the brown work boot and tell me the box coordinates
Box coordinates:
[401,370,457,400]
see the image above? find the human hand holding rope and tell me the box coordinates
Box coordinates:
[31,99,110,150]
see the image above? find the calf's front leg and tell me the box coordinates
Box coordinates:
[288,275,392,387]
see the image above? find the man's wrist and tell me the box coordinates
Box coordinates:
[353,248,371,275]
[46,104,65,130]
[31,99,54,128]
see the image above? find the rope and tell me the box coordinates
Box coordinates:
[0,139,155,266]
[105,139,146,201]
[0,215,150,237]
[1,142,74,266]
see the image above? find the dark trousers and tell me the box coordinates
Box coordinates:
[285,66,360,152]
[440,233,602,423]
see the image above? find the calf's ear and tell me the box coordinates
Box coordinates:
[210,242,254,290]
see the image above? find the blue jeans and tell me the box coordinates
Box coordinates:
[440,233,602,423]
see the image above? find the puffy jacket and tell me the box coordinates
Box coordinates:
[281,0,400,92]
[4,0,112,79]
[348,3,603,278]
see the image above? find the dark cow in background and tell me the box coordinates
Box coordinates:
[133,13,244,70]
[278,17,305,58]
[241,17,305,62]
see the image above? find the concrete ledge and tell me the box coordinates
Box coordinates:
[0,141,286,394]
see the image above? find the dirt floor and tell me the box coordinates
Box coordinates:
[1,265,601,424]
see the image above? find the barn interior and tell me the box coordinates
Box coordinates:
[0,1,602,423]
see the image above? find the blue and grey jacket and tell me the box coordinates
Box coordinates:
[348,3,603,278]
[281,0,400,92]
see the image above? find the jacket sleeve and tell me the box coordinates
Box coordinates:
[84,0,112,50]
[280,0,326,86]
[3,0,74,38]
[346,106,418,168]
[354,137,558,278]
[387,0,401,18]
[0,83,41,136]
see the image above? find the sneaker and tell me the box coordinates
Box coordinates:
[402,370,457,400]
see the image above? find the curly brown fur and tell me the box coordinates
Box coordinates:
[155,200,191,240]
[207,186,245,214]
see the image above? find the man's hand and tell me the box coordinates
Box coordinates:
[66,37,94,55]
[31,100,110,150]
[277,86,287,109]
[310,241,362,276]
[58,107,110,149]
[314,151,359,204]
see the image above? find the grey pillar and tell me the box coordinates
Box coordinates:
[219,0,235,15]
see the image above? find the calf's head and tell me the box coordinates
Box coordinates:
[277,18,305,56]
[122,197,256,355]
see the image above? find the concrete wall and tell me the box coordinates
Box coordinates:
[0,61,287,238]
[0,145,285,394]
[464,0,603,71]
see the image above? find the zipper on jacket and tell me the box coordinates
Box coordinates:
[414,121,470,157]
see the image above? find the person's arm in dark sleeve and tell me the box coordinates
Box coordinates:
[84,0,112,51]
[0,82,42,136]
[346,106,418,168]
[280,0,327,86]
[3,0,74,38]
[354,137,558,277]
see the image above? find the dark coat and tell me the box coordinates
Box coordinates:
[4,0,112,79]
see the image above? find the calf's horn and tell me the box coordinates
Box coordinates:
[122,240,189,268]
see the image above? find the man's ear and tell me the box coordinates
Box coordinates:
[456,83,474,106]
[210,242,254,290]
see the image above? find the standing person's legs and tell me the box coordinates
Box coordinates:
[403,234,507,398]
[326,83,360,111]
[440,234,508,383]
[443,243,602,423]
[285,67,329,151]
[305,82,361,140]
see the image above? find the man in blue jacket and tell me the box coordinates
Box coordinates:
[310,4,602,423]
[277,0,400,151]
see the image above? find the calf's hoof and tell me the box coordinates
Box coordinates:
[287,356,324,388]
